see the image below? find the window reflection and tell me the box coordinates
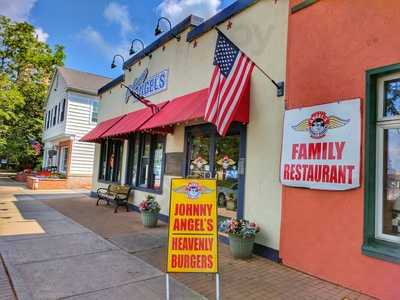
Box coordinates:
[384,79,400,117]
[383,128,400,236]
[216,134,240,219]
[152,139,164,189]
[188,135,210,178]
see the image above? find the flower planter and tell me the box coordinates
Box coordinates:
[141,211,159,228]
[229,234,255,259]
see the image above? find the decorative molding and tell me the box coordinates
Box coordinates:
[291,0,318,14]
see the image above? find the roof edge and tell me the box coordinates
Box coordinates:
[123,15,203,70]
[187,0,259,42]
[98,74,125,95]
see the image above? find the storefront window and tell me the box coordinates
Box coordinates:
[376,77,400,243]
[98,139,123,182]
[364,65,400,264]
[152,137,165,189]
[216,134,240,219]
[139,134,152,187]
[126,133,165,191]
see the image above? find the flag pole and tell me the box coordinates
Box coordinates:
[214,27,284,97]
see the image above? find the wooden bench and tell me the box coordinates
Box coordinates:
[96,184,131,213]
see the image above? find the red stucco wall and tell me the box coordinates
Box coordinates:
[281,1,400,299]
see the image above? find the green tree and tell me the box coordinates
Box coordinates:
[0,16,65,169]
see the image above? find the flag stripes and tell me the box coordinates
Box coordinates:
[204,37,254,136]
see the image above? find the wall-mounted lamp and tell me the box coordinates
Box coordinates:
[111,54,125,69]
[129,39,145,56]
[154,17,180,41]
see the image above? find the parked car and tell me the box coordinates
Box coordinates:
[217,182,238,207]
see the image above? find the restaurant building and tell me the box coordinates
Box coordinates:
[280,1,400,299]
[83,0,288,260]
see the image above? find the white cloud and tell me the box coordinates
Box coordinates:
[34,27,49,42]
[78,26,129,59]
[78,2,136,61]
[0,0,37,21]
[103,2,134,38]
[0,0,50,42]
[157,0,221,24]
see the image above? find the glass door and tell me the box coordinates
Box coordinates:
[185,124,245,228]
[187,127,212,179]
[59,146,69,174]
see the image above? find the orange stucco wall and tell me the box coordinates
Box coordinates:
[281,1,400,299]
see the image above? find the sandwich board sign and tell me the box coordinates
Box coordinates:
[167,178,218,273]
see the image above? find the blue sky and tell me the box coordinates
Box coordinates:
[0,0,235,78]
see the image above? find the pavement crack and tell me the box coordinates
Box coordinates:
[12,248,120,266]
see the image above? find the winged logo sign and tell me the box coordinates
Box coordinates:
[174,181,214,199]
[291,111,350,139]
[125,68,148,103]
[124,68,168,104]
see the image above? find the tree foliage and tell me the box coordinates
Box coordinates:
[0,16,65,169]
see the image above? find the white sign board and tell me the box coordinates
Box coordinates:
[126,69,168,102]
[280,99,361,190]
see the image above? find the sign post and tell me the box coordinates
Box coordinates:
[166,178,219,299]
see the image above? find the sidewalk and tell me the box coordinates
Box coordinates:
[0,180,203,300]
[42,194,376,300]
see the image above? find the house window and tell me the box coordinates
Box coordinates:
[60,99,66,122]
[126,133,165,192]
[91,100,99,123]
[57,103,61,123]
[98,139,123,183]
[53,106,57,126]
[364,64,400,264]
[44,112,47,130]
[47,110,51,129]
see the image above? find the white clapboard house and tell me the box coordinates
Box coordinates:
[42,67,111,188]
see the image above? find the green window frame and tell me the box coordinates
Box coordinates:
[363,63,400,263]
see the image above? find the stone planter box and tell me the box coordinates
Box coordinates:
[25,176,92,190]
[26,176,68,190]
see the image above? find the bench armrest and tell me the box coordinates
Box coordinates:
[97,188,108,195]
[115,193,129,200]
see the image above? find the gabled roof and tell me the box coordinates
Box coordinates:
[57,67,111,95]
[98,74,125,95]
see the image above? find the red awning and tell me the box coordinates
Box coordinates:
[101,103,169,138]
[139,87,249,133]
[80,115,126,142]
[139,89,208,133]
[82,87,250,141]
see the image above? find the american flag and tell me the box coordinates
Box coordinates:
[204,31,255,136]
[29,138,42,156]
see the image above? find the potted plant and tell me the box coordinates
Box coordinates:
[139,195,161,228]
[226,193,237,211]
[219,218,260,259]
